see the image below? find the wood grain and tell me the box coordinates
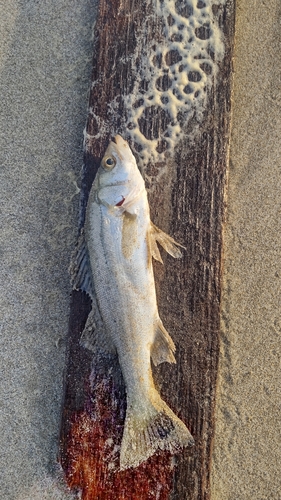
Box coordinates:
[60,1,235,498]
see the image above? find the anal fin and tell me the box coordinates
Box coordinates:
[151,319,176,366]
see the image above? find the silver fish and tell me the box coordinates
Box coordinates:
[71,135,194,469]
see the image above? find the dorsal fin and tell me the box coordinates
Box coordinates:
[150,222,185,262]
[151,319,176,366]
[69,229,94,298]
[69,230,116,356]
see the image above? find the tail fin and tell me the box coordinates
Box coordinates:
[119,390,194,470]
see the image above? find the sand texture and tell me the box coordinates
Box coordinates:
[211,0,281,498]
[0,1,96,497]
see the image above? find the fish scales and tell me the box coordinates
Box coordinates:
[72,135,194,469]
[87,198,155,394]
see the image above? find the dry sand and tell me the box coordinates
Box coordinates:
[0,1,96,497]
[211,1,281,499]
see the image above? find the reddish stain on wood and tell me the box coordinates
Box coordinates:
[61,372,173,500]
[60,292,176,499]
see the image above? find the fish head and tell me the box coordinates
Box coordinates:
[97,135,145,209]
[99,135,140,183]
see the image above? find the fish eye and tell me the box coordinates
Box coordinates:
[106,158,114,166]
[102,155,116,170]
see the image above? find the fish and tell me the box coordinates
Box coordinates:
[70,134,194,470]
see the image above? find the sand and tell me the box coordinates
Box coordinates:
[0,1,96,497]
[211,0,281,498]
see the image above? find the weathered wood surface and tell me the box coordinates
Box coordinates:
[60,1,235,498]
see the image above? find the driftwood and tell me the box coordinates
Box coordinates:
[60,1,235,498]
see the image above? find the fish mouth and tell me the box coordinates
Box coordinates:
[103,135,132,163]
[109,135,129,160]
[111,135,126,147]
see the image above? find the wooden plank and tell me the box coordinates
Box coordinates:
[60,1,235,498]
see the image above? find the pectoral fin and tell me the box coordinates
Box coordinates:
[150,222,185,262]
[69,229,94,298]
[151,320,176,365]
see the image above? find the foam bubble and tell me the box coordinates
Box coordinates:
[87,0,226,182]
[122,0,225,173]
